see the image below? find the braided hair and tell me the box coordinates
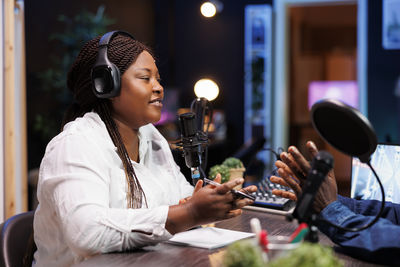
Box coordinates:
[63,33,152,209]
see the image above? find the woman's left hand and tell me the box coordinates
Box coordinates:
[230,185,257,212]
[211,175,257,214]
[179,175,257,212]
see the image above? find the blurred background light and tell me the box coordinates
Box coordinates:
[200,1,223,18]
[194,78,219,101]
[200,2,216,18]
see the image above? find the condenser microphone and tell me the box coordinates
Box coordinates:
[292,151,334,223]
[178,113,201,169]
[178,112,208,185]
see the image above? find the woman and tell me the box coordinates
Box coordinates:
[33,31,256,266]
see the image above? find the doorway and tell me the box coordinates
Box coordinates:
[273,0,365,196]
[289,4,357,196]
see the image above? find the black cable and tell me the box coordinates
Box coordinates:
[199,164,207,180]
[190,98,196,113]
[203,146,208,173]
[317,161,385,232]
[261,147,283,161]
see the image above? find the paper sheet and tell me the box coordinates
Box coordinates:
[167,227,255,249]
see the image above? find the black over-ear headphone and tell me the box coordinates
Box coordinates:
[91,30,135,98]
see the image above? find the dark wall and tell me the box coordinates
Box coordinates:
[25,0,155,73]
[153,0,273,176]
[368,0,400,143]
[26,0,398,171]
[25,0,273,170]
[157,0,272,158]
[25,0,156,169]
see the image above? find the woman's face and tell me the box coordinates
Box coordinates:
[111,51,164,129]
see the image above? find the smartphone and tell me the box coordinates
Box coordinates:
[203,177,255,201]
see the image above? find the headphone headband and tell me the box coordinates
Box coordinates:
[98,30,135,47]
[91,30,136,99]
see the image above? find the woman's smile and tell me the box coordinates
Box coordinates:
[149,98,163,108]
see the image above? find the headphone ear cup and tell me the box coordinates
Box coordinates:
[91,63,121,98]
[110,63,121,97]
[92,31,135,98]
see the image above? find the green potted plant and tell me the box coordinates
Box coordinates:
[223,239,265,267]
[223,157,245,190]
[209,164,231,184]
[209,157,245,190]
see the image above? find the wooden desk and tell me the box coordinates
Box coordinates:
[74,210,384,267]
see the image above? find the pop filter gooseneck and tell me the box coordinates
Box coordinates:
[310,99,384,232]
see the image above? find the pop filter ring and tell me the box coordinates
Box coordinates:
[309,99,385,232]
[311,99,377,163]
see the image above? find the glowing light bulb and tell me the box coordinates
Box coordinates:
[194,79,219,101]
[200,2,217,18]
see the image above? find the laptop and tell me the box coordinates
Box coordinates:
[351,143,400,204]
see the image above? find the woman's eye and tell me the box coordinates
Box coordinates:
[140,77,150,81]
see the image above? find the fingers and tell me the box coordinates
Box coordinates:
[270,174,298,200]
[275,160,300,184]
[270,175,290,187]
[286,147,310,179]
[226,209,242,219]
[216,178,244,195]
[279,153,306,182]
[241,185,257,194]
[272,189,297,201]
[306,141,319,158]
[193,180,203,193]
[277,168,302,196]
[233,198,254,209]
[214,174,222,184]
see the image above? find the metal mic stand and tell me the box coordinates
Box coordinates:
[305,214,319,243]
[286,151,334,243]
[286,212,319,243]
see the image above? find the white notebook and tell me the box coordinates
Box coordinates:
[167,227,255,249]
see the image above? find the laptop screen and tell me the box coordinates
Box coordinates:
[351,143,400,203]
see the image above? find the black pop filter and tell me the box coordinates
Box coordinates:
[310,99,377,163]
[310,99,384,233]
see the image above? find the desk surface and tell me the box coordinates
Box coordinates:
[74,210,384,267]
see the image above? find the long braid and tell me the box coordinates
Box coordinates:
[96,101,148,208]
[64,33,151,209]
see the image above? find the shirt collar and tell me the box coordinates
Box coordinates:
[138,125,151,164]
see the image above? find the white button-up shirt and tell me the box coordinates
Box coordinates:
[33,112,194,267]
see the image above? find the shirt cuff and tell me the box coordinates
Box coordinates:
[337,194,356,210]
[129,205,173,239]
[97,205,173,249]
[318,199,356,238]
[320,200,355,225]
